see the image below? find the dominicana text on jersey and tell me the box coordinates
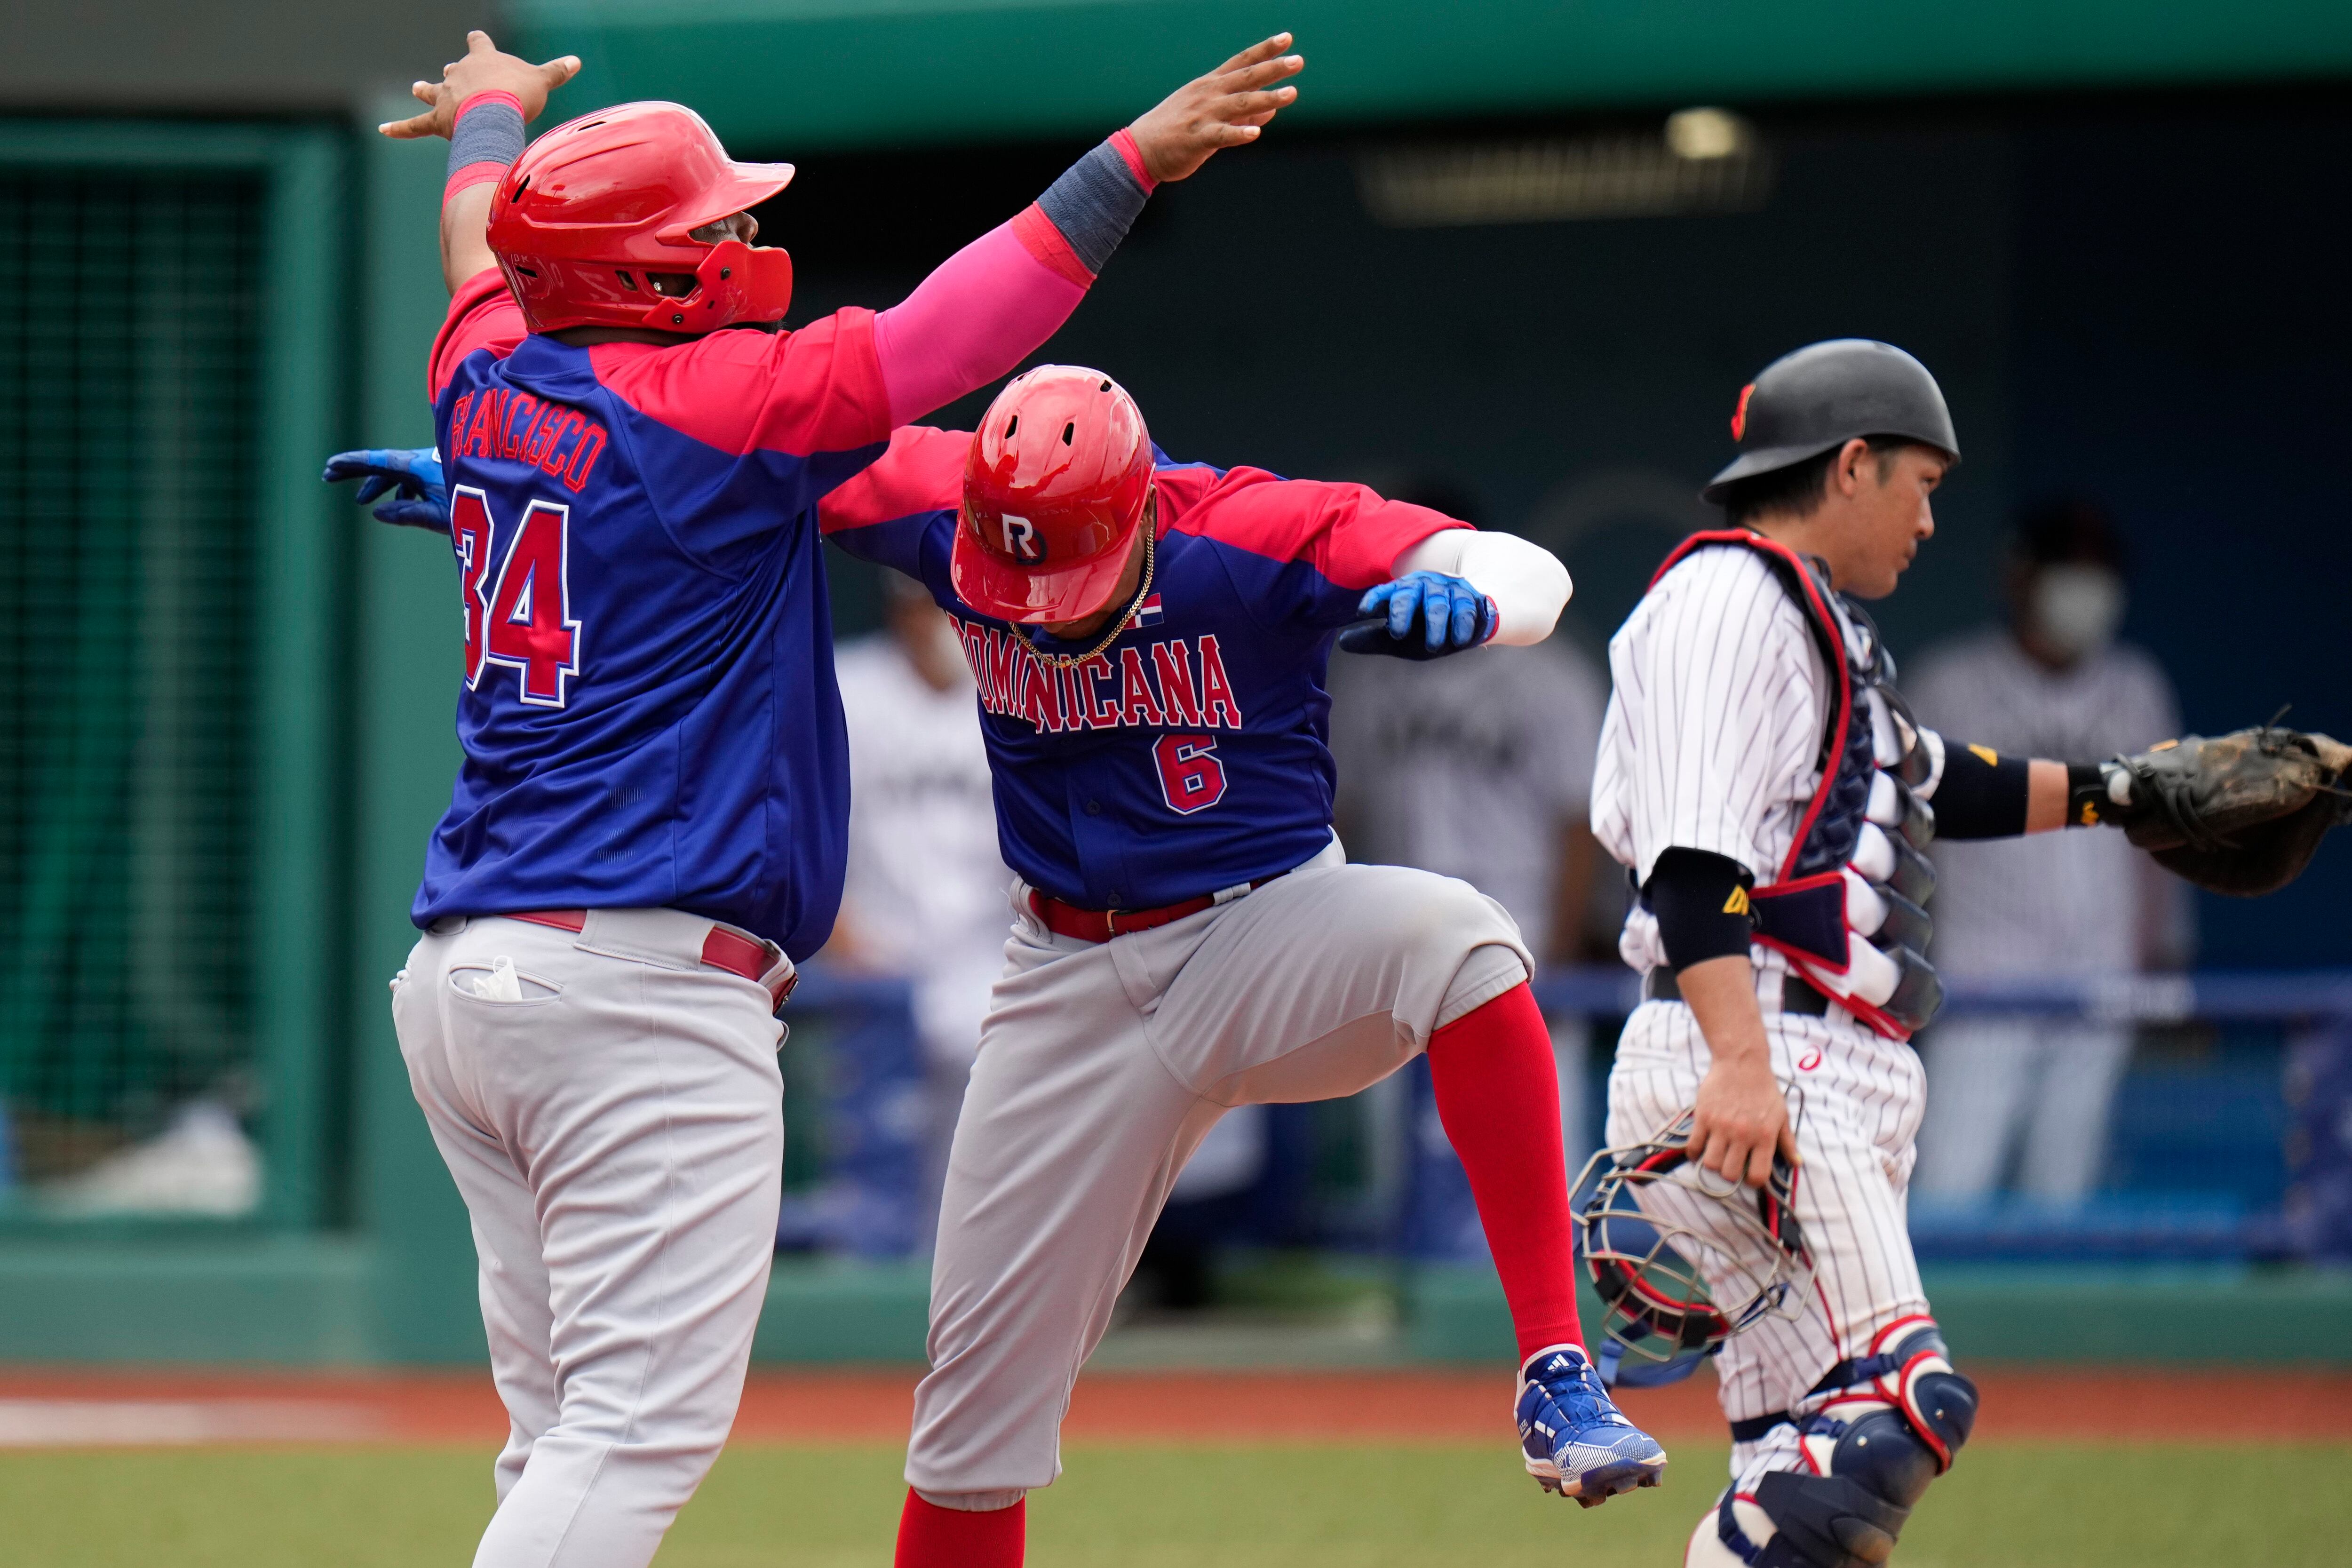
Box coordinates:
[820,426,1464,910]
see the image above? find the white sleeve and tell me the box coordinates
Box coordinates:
[1392,529,1570,646]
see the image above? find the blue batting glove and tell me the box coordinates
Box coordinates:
[1339,571,1498,660]
[322,447,449,533]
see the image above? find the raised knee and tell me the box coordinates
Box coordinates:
[1416,871,1512,938]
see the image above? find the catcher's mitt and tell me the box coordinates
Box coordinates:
[2114,726,2352,897]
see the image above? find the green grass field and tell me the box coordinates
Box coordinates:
[3,1441,2342,1566]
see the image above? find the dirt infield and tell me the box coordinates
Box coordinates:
[2,1365,2348,1447]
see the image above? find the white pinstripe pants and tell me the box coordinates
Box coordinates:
[1606,989,1928,1443]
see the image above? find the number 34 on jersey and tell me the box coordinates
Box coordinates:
[451,486,584,708]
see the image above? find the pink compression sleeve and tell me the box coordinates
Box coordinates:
[872,221,1088,427]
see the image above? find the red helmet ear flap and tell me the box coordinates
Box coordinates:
[486,102,796,334]
[635,239,793,331]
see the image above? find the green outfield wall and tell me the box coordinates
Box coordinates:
[514,0,2352,151]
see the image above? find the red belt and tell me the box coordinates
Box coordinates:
[505,910,797,1006]
[1028,874,1285,945]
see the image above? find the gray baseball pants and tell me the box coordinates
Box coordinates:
[906,844,1533,1505]
[393,908,792,1568]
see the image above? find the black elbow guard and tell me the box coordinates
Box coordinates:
[1644,848,1756,970]
[1930,742,2032,839]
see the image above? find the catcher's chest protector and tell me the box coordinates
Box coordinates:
[1647,532,1945,1040]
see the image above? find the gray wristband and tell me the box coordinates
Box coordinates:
[1035,139,1152,276]
[447,95,527,190]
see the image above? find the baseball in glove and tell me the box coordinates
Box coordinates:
[2091,725,2352,897]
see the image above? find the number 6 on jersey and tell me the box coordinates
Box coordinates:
[1153,732,1227,814]
[451,486,584,708]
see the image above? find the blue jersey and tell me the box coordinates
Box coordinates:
[414,270,893,956]
[821,427,1460,910]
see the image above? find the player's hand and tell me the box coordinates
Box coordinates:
[1687,1049,1800,1189]
[1128,33,1304,182]
[323,447,451,533]
[379,30,581,141]
[1339,572,1496,659]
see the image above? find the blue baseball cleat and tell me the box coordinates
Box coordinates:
[1516,1343,1669,1507]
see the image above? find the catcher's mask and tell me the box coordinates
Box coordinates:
[1573,1112,1813,1388]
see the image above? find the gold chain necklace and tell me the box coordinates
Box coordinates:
[1017,525,1157,670]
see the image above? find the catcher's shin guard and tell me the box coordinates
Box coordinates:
[1695,1318,1977,1568]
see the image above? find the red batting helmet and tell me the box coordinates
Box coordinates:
[952,366,1154,624]
[487,101,795,335]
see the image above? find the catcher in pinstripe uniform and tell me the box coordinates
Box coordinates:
[1587,339,2349,1568]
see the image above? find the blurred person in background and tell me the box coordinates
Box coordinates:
[1907,499,2192,1203]
[829,575,1013,1224]
[1328,481,1613,1169]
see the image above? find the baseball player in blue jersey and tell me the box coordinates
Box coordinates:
[333,31,1304,1568]
[336,363,1672,1561]
[817,367,1667,1567]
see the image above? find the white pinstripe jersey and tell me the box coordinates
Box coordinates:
[1591,543,1947,983]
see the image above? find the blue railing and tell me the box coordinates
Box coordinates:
[781,966,2352,1264]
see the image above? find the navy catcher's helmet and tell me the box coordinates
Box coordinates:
[1701,339,1960,504]
[1573,1112,1813,1387]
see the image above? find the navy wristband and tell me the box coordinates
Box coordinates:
[1932,742,2033,839]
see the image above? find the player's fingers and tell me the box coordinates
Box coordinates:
[1422,580,1451,649]
[410,81,437,107]
[1218,53,1306,94]
[1708,1136,1749,1185]
[380,109,441,139]
[1745,1138,1776,1189]
[538,55,583,91]
[352,475,392,504]
[1207,85,1299,124]
[1386,584,1417,640]
[1450,590,1479,648]
[1776,1120,1803,1169]
[1210,32,1295,78]
[466,29,498,56]
[380,499,451,532]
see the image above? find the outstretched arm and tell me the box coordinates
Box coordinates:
[1929,742,2097,839]
[380,31,582,293]
[870,34,1303,425]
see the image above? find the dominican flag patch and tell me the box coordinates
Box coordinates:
[1126,593,1165,629]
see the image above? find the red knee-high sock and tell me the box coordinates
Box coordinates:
[1425,981,1584,1363]
[896,1489,1024,1568]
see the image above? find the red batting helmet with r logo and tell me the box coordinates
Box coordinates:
[953,366,1154,623]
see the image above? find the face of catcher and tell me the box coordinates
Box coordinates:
[1756,438,1948,600]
